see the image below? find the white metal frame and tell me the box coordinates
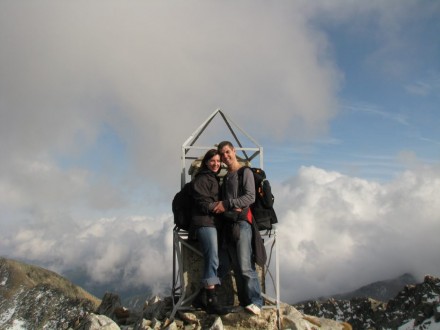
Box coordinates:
[171,109,280,321]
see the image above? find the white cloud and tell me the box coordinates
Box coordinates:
[0,1,341,189]
[0,0,344,257]
[1,164,439,303]
[344,102,409,126]
[0,0,438,304]
[275,164,440,302]
[405,73,440,97]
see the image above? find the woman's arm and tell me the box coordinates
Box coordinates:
[192,175,217,214]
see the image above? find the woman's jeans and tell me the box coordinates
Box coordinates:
[196,226,221,287]
[220,220,263,308]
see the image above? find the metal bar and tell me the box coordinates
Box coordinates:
[182,109,220,149]
[170,230,204,320]
[181,147,186,187]
[218,110,262,148]
[184,145,261,152]
[170,230,187,319]
[218,111,250,160]
[275,228,280,328]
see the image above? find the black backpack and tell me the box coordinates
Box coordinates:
[238,167,278,231]
[172,182,193,231]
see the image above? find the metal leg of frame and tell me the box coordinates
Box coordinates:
[170,229,203,320]
[171,228,280,326]
[260,228,281,328]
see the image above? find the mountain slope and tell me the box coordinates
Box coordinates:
[2,257,440,329]
[0,257,100,329]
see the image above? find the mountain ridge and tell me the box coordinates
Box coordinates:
[295,272,418,304]
[2,256,440,329]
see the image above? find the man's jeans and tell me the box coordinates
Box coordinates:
[196,226,221,287]
[224,220,263,308]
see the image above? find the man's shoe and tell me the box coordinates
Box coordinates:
[245,304,261,316]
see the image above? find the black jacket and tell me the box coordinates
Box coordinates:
[190,169,220,228]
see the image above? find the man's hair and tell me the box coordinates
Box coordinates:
[217,140,234,151]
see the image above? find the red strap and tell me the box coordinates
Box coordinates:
[247,208,253,223]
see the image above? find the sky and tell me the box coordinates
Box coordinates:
[1,0,439,303]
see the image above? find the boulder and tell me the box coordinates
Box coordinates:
[75,313,120,330]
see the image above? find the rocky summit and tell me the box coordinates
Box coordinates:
[1,257,440,329]
[295,275,440,329]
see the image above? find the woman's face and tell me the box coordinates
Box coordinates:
[206,154,221,173]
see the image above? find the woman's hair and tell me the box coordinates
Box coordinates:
[200,149,220,171]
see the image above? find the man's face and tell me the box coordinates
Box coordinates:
[219,145,235,166]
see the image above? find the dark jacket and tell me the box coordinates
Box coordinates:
[190,168,220,228]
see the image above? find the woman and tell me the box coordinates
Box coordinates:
[190,149,229,315]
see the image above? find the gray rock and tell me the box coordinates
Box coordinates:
[75,313,120,330]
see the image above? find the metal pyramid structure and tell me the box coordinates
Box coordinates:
[179,108,263,186]
[171,109,280,323]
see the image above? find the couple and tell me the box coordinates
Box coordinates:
[190,141,263,316]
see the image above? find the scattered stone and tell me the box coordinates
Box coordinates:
[75,313,120,330]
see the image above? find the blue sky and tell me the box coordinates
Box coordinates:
[0,0,439,302]
[264,4,440,183]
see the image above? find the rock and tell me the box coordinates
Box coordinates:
[143,295,173,321]
[281,305,348,330]
[208,316,223,330]
[75,313,120,330]
[97,292,123,319]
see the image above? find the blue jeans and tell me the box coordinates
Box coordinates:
[196,226,221,287]
[224,221,263,308]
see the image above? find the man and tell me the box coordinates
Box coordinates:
[213,141,263,315]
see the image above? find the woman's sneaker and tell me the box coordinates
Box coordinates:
[245,304,261,315]
[192,289,207,310]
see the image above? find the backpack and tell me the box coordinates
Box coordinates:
[238,167,278,231]
[172,182,193,231]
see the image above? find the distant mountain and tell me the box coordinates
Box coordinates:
[61,266,155,309]
[293,273,418,305]
[331,273,417,301]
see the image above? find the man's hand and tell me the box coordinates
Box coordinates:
[213,201,226,214]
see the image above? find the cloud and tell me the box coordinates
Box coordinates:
[405,73,440,96]
[275,164,440,302]
[1,213,174,289]
[1,164,439,303]
[0,1,345,226]
[0,0,340,182]
[0,0,431,215]
[344,102,409,126]
[0,0,438,304]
